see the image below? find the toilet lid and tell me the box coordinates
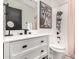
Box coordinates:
[49,44,66,53]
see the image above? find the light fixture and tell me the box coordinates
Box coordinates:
[34,0,37,2]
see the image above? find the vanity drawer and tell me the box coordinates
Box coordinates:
[10,36,48,55]
[39,55,48,59]
[11,44,48,59]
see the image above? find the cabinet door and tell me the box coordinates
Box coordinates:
[4,42,10,59]
[39,53,48,59]
[40,55,48,59]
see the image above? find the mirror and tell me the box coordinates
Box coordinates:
[5,0,37,30]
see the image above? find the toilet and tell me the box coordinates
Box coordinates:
[49,44,66,59]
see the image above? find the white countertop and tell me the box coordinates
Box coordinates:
[4,34,50,42]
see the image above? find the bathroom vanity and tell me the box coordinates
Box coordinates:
[3,0,68,59]
[4,34,49,59]
[4,0,51,59]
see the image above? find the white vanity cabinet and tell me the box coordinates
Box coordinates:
[4,34,49,59]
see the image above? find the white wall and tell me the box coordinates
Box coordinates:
[37,1,68,49]
[36,0,57,45]
[57,3,68,53]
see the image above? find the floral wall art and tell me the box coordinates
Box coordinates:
[56,11,63,43]
[40,1,52,28]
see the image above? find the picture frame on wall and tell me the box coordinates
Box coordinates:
[40,1,52,28]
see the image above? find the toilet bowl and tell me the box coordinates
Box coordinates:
[49,44,66,59]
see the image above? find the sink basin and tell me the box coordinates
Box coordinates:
[49,44,66,53]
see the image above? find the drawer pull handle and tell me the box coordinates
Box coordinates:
[22,45,27,48]
[41,50,44,53]
[41,40,44,43]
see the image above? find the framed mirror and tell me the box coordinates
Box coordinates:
[4,0,37,30]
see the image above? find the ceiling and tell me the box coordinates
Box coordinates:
[18,0,68,8]
[34,0,68,7]
[50,0,68,7]
[16,0,37,9]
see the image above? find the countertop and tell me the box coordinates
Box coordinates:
[4,34,50,42]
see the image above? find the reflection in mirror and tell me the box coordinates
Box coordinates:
[7,21,14,28]
[4,0,37,30]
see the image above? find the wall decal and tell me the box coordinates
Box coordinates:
[56,11,63,43]
[56,11,63,32]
